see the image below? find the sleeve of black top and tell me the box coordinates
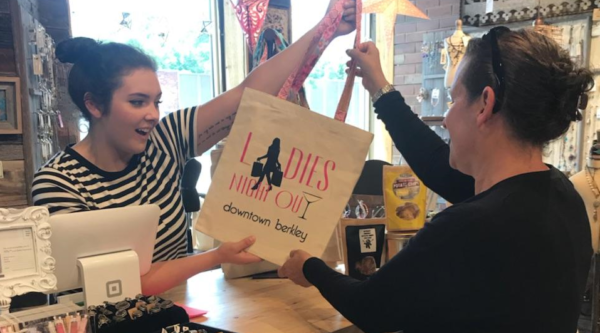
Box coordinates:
[303,258,412,333]
[374,91,474,203]
[303,208,468,333]
[302,206,472,333]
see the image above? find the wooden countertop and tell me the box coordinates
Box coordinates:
[160,269,360,333]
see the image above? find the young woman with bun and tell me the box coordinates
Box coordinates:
[32,1,356,295]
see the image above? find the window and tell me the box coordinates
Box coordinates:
[70,0,220,194]
[291,0,371,132]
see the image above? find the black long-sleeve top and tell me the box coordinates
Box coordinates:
[304,92,592,333]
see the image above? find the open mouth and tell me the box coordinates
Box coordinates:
[135,128,151,136]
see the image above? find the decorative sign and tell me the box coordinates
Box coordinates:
[231,0,271,53]
[196,89,373,265]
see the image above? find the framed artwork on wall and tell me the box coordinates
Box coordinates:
[269,0,290,8]
[0,76,21,135]
[263,0,291,42]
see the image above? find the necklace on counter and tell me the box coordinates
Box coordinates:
[584,166,600,222]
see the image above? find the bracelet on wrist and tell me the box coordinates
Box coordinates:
[372,84,396,104]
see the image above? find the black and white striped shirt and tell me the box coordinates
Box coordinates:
[32,108,198,262]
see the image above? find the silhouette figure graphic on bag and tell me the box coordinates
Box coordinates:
[251,138,282,191]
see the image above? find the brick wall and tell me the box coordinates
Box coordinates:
[391,0,461,162]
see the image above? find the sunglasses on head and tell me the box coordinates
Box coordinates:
[482,26,511,114]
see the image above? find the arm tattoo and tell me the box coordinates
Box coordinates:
[197,112,237,149]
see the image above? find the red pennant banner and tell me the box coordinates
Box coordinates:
[231,0,271,53]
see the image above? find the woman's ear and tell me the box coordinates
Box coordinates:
[476,86,496,127]
[84,92,104,120]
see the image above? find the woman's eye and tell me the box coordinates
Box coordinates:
[130,100,144,107]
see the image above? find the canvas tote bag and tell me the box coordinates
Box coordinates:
[195,0,372,266]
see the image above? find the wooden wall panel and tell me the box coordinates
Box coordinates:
[0,144,24,160]
[9,0,33,205]
[38,0,70,42]
[0,1,25,206]
[0,0,17,75]
[0,0,71,208]
[0,160,27,208]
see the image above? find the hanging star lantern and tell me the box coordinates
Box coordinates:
[363,0,429,45]
[231,0,271,53]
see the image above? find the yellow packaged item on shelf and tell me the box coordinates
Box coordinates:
[383,165,427,231]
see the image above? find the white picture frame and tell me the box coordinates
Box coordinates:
[0,207,56,306]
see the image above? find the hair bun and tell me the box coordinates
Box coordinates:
[56,37,100,64]
[561,68,594,121]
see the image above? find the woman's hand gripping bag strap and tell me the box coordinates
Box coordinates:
[277,0,362,123]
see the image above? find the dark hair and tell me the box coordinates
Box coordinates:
[460,29,594,147]
[56,37,157,122]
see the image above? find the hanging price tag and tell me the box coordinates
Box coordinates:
[486,0,494,13]
[33,55,43,75]
[431,88,440,107]
[57,111,64,129]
